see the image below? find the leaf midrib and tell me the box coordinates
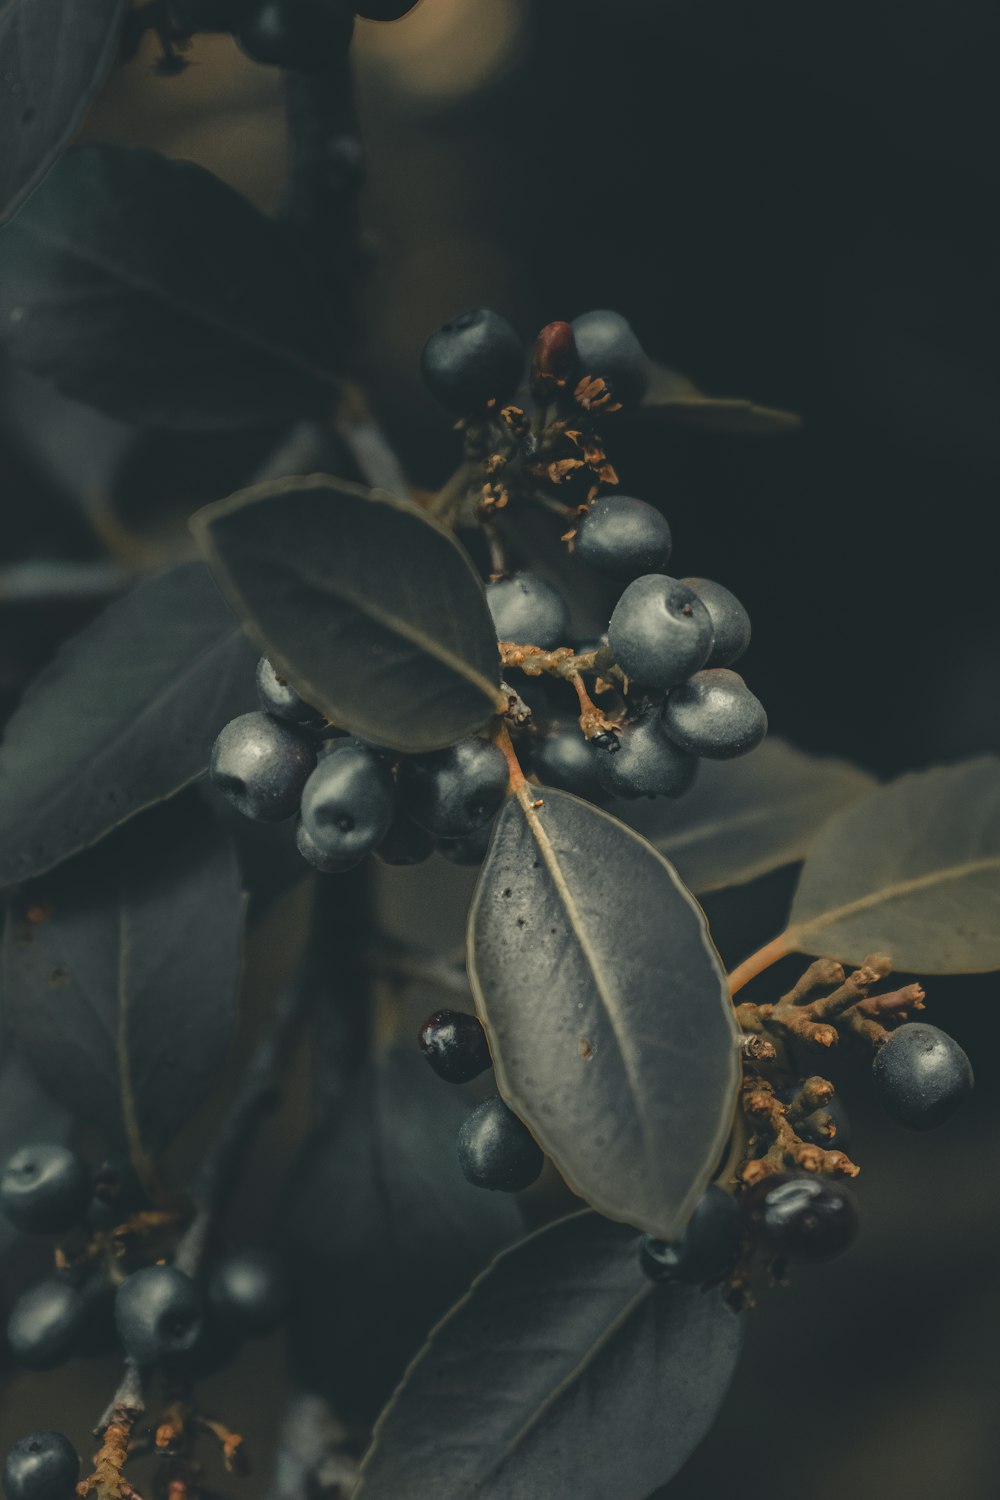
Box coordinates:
[790,854,1000,943]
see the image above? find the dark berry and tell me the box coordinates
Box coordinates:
[296,821,362,873]
[608,575,714,691]
[114,1265,203,1366]
[437,823,495,865]
[88,1155,147,1231]
[375,809,435,866]
[255,657,324,728]
[237,0,355,69]
[571,309,649,405]
[167,1313,243,1379]
[872,1023,974,1130]
[740,1172,859,1264]
[355,0,422,15]
[419,1010,493,1084]
[639,1185,739,1285]
[457,1096,543,1192]
[7,1280,87,1370]
[420,309,524,415]
[486,572,570,650]
[2,1432,79,1500]
[398,738,508,838]
[208,1248,287,1337]
[575,496,672,579]
[0,1145,91,1236]
[662,669,767,760]
[210,711,316,822]
[527,724,608,802]
[682,577,751,667]
[300,743,395,861]
[596,707,697,800]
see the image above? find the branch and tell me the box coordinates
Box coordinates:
[78,1362,146,1499]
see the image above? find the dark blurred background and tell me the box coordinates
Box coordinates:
[2,1,999,1495]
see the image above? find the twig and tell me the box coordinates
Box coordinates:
[78,1361,146,1499]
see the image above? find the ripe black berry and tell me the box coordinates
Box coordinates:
[571,309,649,406]
[662,669,767,760]
[237,0,355,69]
[296,820,361,873]
[596,707,697,800]
[639,1185,739,1285]
[7,1280,87,1370]
[398,737,508,838]
[575,496,672,579]
[682,577,751,668]
[608,575,714,691]
[115,1265,203,1366]
[256,656,324,728]
[419,1010,493,1084]
[457,1096,543,1192]
[486,572,570,650]
[88,1155,147,1231]
[740,1172,859,1264]
[527,724,607,802]
[2,1432,79,1500]
[210,711,317,822]
[421,309,524,415]
[375,809,435,866]
[208,1248,287,1337]
[300,743,396,861]
[872,1023,974,1130]
[0,1145,91,1236]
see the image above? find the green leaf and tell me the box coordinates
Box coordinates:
[786,757,1000,973]
[0,1,124,225]
[617,738,877,893]
[0,562,257,889]
[637,362,801,434]
[0,145,342,430]
[192,475,502,753]
[282,1048,522,1423]
[356,1211,743,1500]
[1,794,245,1164]
[468,787,740,1240]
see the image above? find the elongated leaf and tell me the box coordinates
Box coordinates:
[282,1049,522,1422]
[0,1037,71,1257]
[637,362,801,434]
[0,145,341,430]
[0,0,124,225]
[192,475,502,752]
[0,562,257,888]
[618,738,877,893]
[786,757,1000,973]
[468,787,740,1240]
[1,794,245,1162]
[357,1212,743,1500]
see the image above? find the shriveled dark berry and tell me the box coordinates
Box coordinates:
[210,711,316,822]
[740,1172,859,1264]
[115,1265,203,1366]
[872,1023,974,1130]
[421,309,524,414]
[3,1432,79,1500]
[300,743,396,861]
[486,573,570,650]
[575,496,672,579]
[398,738,508,838]
[571,309,649,405]
[596,708,697,800]
[682,577,751,667]
[209,1248,287,1337]
[608,575,714,691]
[662,669,767,760]
[419,1010,493,1084]
[256,657,324,728]
[457,1097,543,1192]
[0,1145,91,1236]
[640,1185,740,1285]
[7,1280,88,1370]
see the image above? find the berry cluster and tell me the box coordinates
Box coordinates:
[1,1144,285,1498]
[169,0,420,70]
